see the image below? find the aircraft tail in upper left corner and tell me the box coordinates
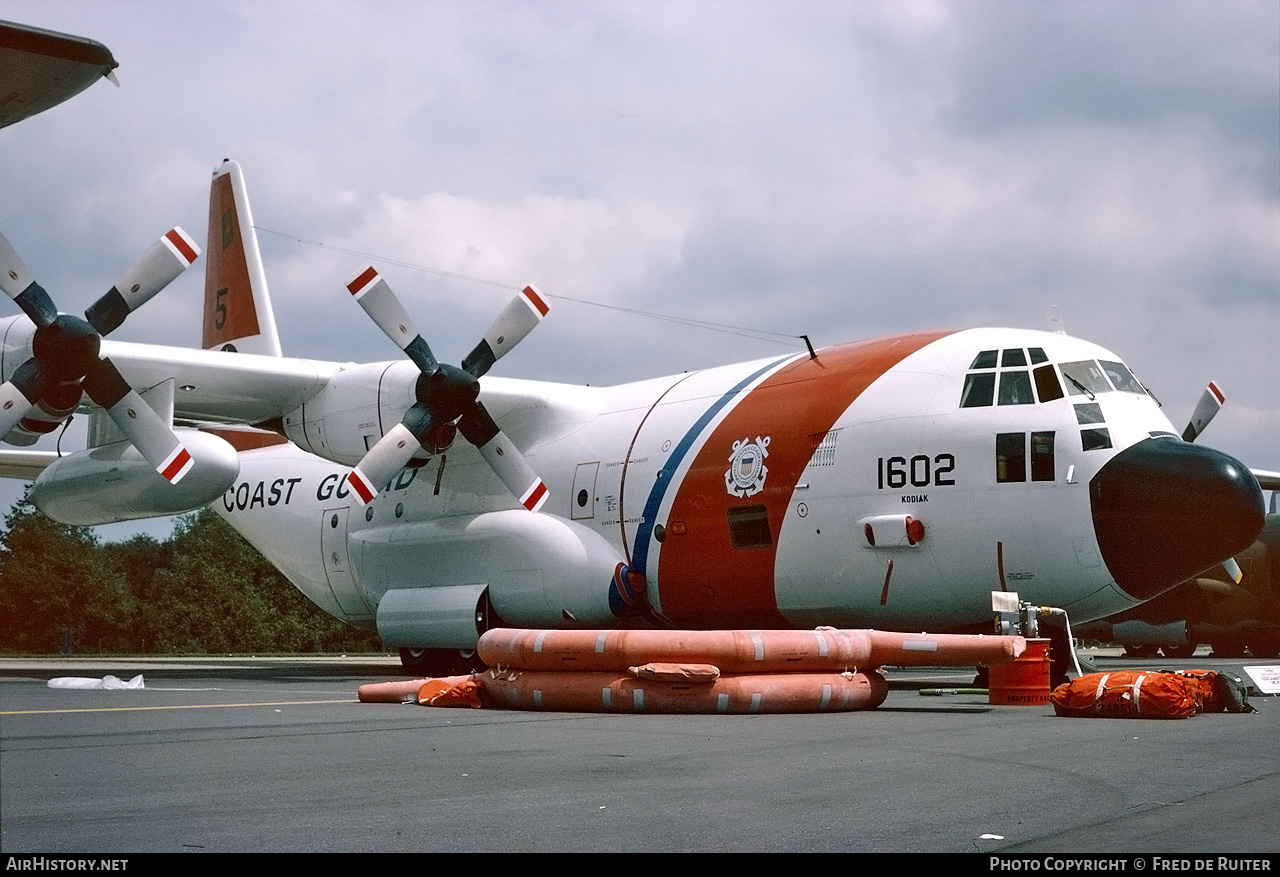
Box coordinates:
[203,159,282,356]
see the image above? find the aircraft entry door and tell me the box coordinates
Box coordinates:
[571,462,599,520]
[321,507,373,620]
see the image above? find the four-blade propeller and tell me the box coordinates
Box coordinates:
[0,228,200,483]
[344,268,550,512]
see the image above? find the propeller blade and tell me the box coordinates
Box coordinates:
[347,424,423,506]
[1182,382,1225,443]
[346,402,442,505]
[0,230,57,328]
[462,285,550,378]
[1222,556,1243,584]
[458,401,548,512]
[0,381,35,438]
[0,359,49,437]
[346,267,438,375]
[82,357,193,484]
[85,228,200,336]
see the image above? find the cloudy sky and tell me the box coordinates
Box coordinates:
[1,1,1277,537]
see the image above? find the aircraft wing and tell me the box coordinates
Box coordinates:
[1253,469,1280,492]
[0,20,118,129]
[103,339,337,425]
[0,449,56,480]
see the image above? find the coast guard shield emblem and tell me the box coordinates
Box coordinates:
[725,436,770,498]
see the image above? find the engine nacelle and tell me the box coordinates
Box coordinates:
[281,361,419,466]
[31,430,240,525]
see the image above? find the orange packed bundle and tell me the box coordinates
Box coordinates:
[1168,669,1255,714]
[1050,671,1199,719]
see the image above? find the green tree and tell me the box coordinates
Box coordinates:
[0,492,133,653]
[0,498,381,655]
[131,509,381,653]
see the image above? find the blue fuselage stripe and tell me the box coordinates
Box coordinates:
[632,356,792,576]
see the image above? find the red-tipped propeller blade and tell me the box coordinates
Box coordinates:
[1182,382,1225,443]
[462,285,550,378]
[458,401,548,512]
[85,227,200,336]
[81,357,193,484]
[347,422,423,506]
[346,267,438,375]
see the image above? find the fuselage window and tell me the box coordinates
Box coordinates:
[1098,360,1146,395]
[727,504,772,549]
[1081,428,1113,451]
[1031,431,1055,481]
[1074,402,1105,424]
[996,432,1027,483]
[998,370,1034,405]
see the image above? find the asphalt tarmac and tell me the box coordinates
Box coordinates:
[1,650,1277,854]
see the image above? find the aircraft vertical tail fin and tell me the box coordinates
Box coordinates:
[203,159,282,356]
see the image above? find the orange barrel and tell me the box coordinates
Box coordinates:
[478,667,889,714]
[478,627,1025,673]
[987,638,1051,705]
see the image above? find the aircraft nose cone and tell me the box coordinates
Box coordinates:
[1090,438,1264,601]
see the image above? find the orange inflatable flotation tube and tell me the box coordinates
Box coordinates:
[477,627,1025,673]
[480,666,889,714]
[357,677,434,703]
[358,674,476,703]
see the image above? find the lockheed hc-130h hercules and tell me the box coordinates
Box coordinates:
[0,160,1268,675]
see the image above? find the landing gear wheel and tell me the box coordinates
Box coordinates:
[1160,643,1197,660]
[1248,633,1280,659]
[1211,639,1248,659]
[399,647,486,677]
[1123,644,1158,658]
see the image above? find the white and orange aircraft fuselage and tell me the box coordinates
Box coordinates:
[0,162,1265,674]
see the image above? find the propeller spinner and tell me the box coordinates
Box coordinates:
[344,268,549,511]
[0,227,200,483]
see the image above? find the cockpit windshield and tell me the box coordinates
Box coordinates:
[961,351,1147,408]
[1060,360,1112,397]
[1099,360,1147,394]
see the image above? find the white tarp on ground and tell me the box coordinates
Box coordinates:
[47,675,145,690]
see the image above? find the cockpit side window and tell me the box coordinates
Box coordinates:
[961,372,996,408]
[1033,364,1064,402]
